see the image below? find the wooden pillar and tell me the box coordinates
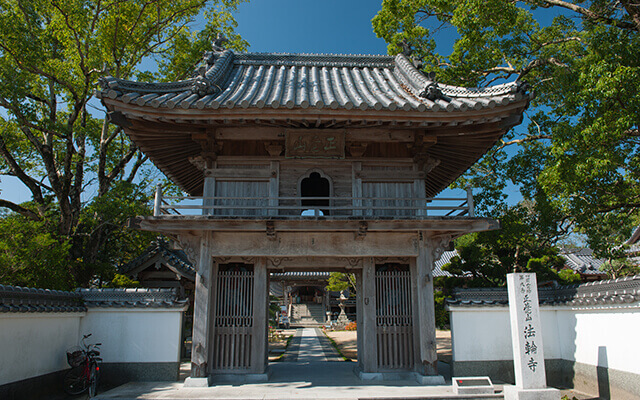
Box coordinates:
[413,164,427,216]
[202,167,216,216]
[415,237,438,376]
[355,270,364,370]
[269,161,279,216]
[352,162,362,216]
[251,257,268,373]
[360,257,377,372]
[187,232,214,384]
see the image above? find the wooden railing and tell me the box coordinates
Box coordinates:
[152,185,475,218]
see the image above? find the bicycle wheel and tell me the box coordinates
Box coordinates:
[88,362,99,397]
[63,366,88,395]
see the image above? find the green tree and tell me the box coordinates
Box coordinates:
[443,203,567,287]
[0,0,248,288]
[0,209,74,289]
[373,0,640,268]
[326,272,357,295]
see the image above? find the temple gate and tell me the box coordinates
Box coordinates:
[98,44,530,385]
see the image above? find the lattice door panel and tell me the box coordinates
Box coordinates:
[213,264,254,371]
[375,264,414,370]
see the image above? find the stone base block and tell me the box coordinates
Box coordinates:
[184,376,212,387]
[354,367,445,385]
[452,376,494,395]
[210,369,271,384]
[414,373,446,385]
[503,385,561,400]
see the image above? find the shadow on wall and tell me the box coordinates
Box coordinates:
[598,346,610,400]
[548,311,577,390]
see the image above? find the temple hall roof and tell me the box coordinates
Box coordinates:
[119,237,196,281]
[559,248,607,276]
[98,51,529,113]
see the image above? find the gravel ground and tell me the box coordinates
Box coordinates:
[324,329,452,363]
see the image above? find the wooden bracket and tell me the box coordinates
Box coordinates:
[266,221,277,241]
[192,132,222,168]
[126,217,141,229]
[348,142,367,157]
[355,221,368,240]
[409,132,439,172]
[265,142,284,157]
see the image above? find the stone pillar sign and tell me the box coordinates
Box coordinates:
[504,273,559,400]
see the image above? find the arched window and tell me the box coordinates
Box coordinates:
[298,169,333,214]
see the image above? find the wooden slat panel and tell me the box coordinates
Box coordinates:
[357,170,423,182]
[363,183,414,217]
[375,265,414,370]
[213,267,254,371]
[214,181,269,216]
[211,168,272,180]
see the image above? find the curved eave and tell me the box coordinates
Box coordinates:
[101,96,529,125]
[105,101,527,197]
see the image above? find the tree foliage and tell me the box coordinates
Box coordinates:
[326,272,357,295]
[0,0,247,288]
[373,0,640,268]
[442,202,568,286]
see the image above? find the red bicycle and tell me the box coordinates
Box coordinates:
[64,334,102,397]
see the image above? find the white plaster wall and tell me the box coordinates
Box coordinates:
[450,309,513,361]
[450,305,640,374]
[0,313,83,386]
[79,309,183,363]
[0,307,184,387]
[555,308,640,374]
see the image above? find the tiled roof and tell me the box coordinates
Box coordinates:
[119,238,195,280]
[434,248,609,278]
[0,285,188,312]
[446,275,640,308]
[0,285,86,313]
[434,250,458,277]
[626,225,640,245]
[79,288,188,308]
[559,248,607,276]
[97,50,529,113]
[270,272,332,279]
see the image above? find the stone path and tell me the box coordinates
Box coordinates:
[279,327,343,362]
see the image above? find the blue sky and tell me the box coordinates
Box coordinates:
[233,0,391,55]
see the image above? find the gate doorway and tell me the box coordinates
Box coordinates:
[270,269,356,365]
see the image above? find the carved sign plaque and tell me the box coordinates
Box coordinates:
[285,130,345,159]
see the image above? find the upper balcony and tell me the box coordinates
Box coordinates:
[152,185,475,220]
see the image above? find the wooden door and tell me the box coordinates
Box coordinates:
[212,264,254,371]
[375,263,414,370]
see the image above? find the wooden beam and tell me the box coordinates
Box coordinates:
[209,168,272,180]
[136,217,500,234]
[208,231,419,257]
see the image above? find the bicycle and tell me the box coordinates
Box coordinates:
[64,334,102,397]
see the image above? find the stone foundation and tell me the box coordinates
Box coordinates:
[452,359,640,399]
